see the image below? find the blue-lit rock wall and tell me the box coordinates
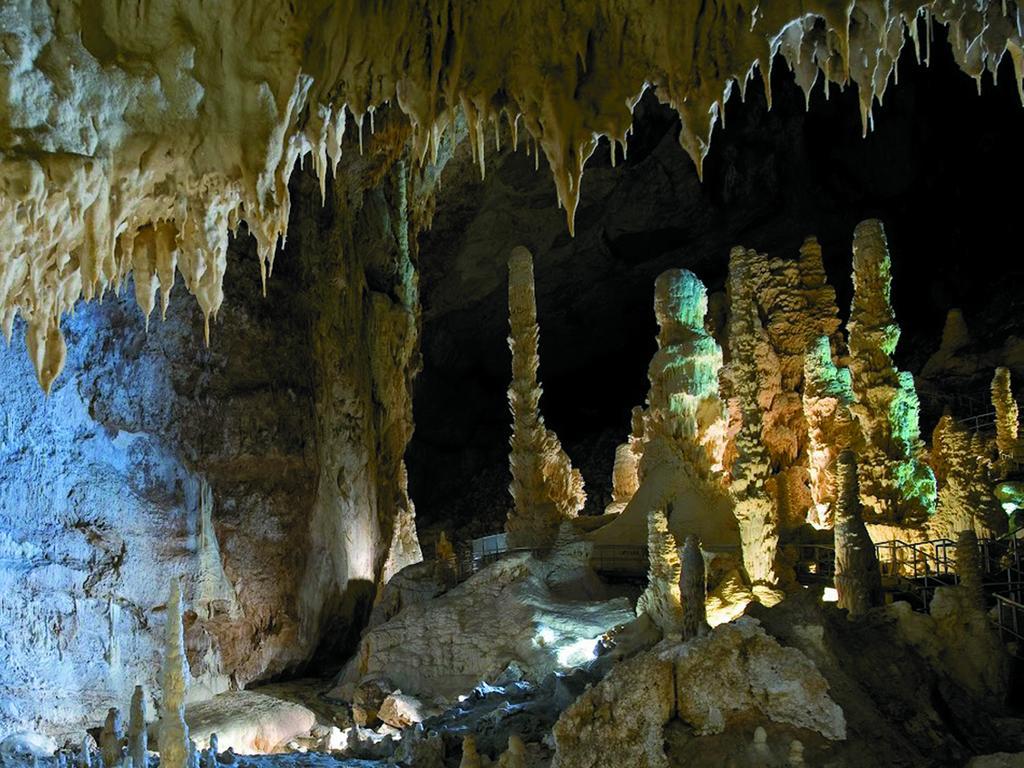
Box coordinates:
[0,162,421,740]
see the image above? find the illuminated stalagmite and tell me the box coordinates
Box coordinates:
[803,337,858,528]
[496,736,527,768]
[832,452,881,616]
[636,510,685,638]
[128,687,147,768]
[505,247,585,547]
[724,247,781,587]
[847,220,936,524]
[680,535,708,640]
[159,580,190,768]
[992,367,1021,470]
[929,415,1003,539]
[956,530,986,611]
[594,270,736,549]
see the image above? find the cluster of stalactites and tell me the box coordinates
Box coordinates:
[505,247,585,548]
[4,1,1022,392]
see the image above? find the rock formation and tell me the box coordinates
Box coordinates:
[160,579,190,768]
[128,687,147,768]
[992,367,1021,471]
[680,535,709,640]
[636,510,685,638]
[929,415,1004,539]
[593,269,737,550]
[803,336,859,528]
[847,219,936,525]
[724,247,781,588]
[496,736,527,768]
[832,452,881,617]
[459,735,482,768]
[506,246,585,547]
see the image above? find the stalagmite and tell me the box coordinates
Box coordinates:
[159,579,190,768]
[847,220,936,525]
[832,451,881,617]
[79,738,92,768]
[956,530,985,611]
[636,509,685,639]
[929,416,1004,539]
[680,535,708,640]
[725,247,780,588]
[459,735,482,768]
[496,735,527,768]
[128,687,147,768]
[803,337,858,528]
[505,246,585,547]
[992,367,1021,471]
[100,709,125,768]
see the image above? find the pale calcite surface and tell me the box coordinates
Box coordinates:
[505,247,585,547]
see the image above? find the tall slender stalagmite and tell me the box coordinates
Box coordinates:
[506,247,585,547]
[847,220,936,525]
[833,451,881,617]
[100,708,125,768]
[636,509,684,638]
[992,367,1020,473]
[680,534,708,640]
[956,530,986,611]
[725,247,780,588]
[160,579,190,768]
[930,416,1004,539]
[128,686,147,768]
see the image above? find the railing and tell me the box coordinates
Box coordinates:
[456,542,650,582]
[994,594,1024,644]
[794,544,836,584]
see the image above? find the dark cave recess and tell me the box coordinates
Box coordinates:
[407,25,1024,539]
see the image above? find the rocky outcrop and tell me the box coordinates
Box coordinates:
[593,269,737,550]
[505,247,585,547]
[847,219,936,525]
[832,452,881,617]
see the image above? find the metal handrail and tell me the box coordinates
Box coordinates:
[994,594,1024,643]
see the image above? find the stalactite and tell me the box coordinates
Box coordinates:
[680,535,708,640]
[128,687,147,768]
[636,509,684,639]
[847,219,936,525]
[992,367,1021,473]
[833,451,881,617]
[956,529,986,611]
[725,247,780,588]
[505,246,585,548]
[159,579,190,768]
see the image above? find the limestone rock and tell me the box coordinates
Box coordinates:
[459,735,482,768]
[183,691,317,755]
[99,708,125,768]
[929,415,1004,539]
[506,247,585,547]
[680,535,709,640]
[128,687,148,768]
[551,646,675,768]
[377,692,428,729]
[351,678,393,727]
[670,618,846,741]
[160,579,191,768]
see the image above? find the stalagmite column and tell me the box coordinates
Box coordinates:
[497,736,527,768]
[992,367,1020,472]
[636,509,684,638]
[100,708,125,768]
[160,579,191,768]
[929,416,1004,539]
[680,535,708,640]
[506,247,585,548]
[725,247,780,588]
[459,735,482,768]
[128,686,147,768]
[803,337,858,528]
[833,451,881,617]
[956,530,986,611]
[847,220,936,525]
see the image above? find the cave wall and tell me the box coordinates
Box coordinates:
[0,152,421,738]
